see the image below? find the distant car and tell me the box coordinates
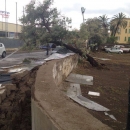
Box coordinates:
[0,43,6,58]
[51,46,62,54]
[39,43,56,49]
[106,47,123,54]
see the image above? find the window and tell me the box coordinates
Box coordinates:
[129,22,130,27]
[128,37,130,42]
[129,29,130,33]
[124,37,127,41]
[125,29,127,33]
[117,36,120,41]
[117,28,121,34]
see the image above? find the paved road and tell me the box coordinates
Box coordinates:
[0,51,48,67]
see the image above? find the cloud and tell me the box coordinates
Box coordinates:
[0,0,130,29]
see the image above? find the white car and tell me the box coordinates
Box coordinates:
[106,47,123,54]
[0,43,6,58]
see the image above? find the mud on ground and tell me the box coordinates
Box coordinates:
[73,52,130,130]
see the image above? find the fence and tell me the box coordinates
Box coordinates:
[0,38,24,48]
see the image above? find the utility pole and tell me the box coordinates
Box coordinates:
[5,0,6,37]
[16,2,17,38]
[81,7,85,23]
[23,6,24,26]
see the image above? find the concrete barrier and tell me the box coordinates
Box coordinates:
[32,54,112,130]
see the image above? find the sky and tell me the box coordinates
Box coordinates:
[0,0,130,29]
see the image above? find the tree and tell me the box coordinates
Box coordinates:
[20,0,71,46]
[110,12,127,36]
[85,18,105,46]
[20,0,104,68]
[98,14,109,38]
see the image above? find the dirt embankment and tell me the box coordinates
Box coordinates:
[0,66,40,130]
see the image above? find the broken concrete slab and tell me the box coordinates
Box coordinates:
[104,112,117,121]
[66,73,93,85]
[67,83,81,97]
[77,95,109,111]
[67,84,109,112]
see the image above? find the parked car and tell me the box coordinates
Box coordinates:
[106,47,123,54]
[0,43,6,58]
[39,43,56,49]
[120,47,130,53]
[113,45,130,53]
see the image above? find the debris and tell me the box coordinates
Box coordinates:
[104,112,117,121]
[88,91,100,96]
[109,115,117,121]
[44,53,75,61]
[66,73,93,85]
[8,67,29,73]
[104,112,109,116]
[94,57,111,61]
[67,83,109,111]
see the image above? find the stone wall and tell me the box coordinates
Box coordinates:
[32,54,78,130]
[53,55,78,86]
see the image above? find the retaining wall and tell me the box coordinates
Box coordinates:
[31,55,112,130]
[32,55,78,130]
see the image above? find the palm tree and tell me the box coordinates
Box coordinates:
[98,15,109,42]
[98,14,109,30]
[111,12,127,36]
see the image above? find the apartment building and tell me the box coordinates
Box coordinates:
[115,18,130,44]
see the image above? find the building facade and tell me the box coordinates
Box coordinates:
[115,18,130,44]
[0,21,22,38]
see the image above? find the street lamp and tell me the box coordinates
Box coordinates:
[81,7,85,23]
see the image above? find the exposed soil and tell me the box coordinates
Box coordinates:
[0,66,39,130]
[73,52,130,130]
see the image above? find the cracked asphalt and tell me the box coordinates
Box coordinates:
[0,51,48,67]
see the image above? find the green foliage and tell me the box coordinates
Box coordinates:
[23,58,31,64]
[86,18,106,45]
[110,12,127,36]
[20,0,72,47]
[79,23,89,41]
[106,36,117,44]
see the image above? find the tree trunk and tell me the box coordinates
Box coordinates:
[113,22,119,37]
[51,41,100,67]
